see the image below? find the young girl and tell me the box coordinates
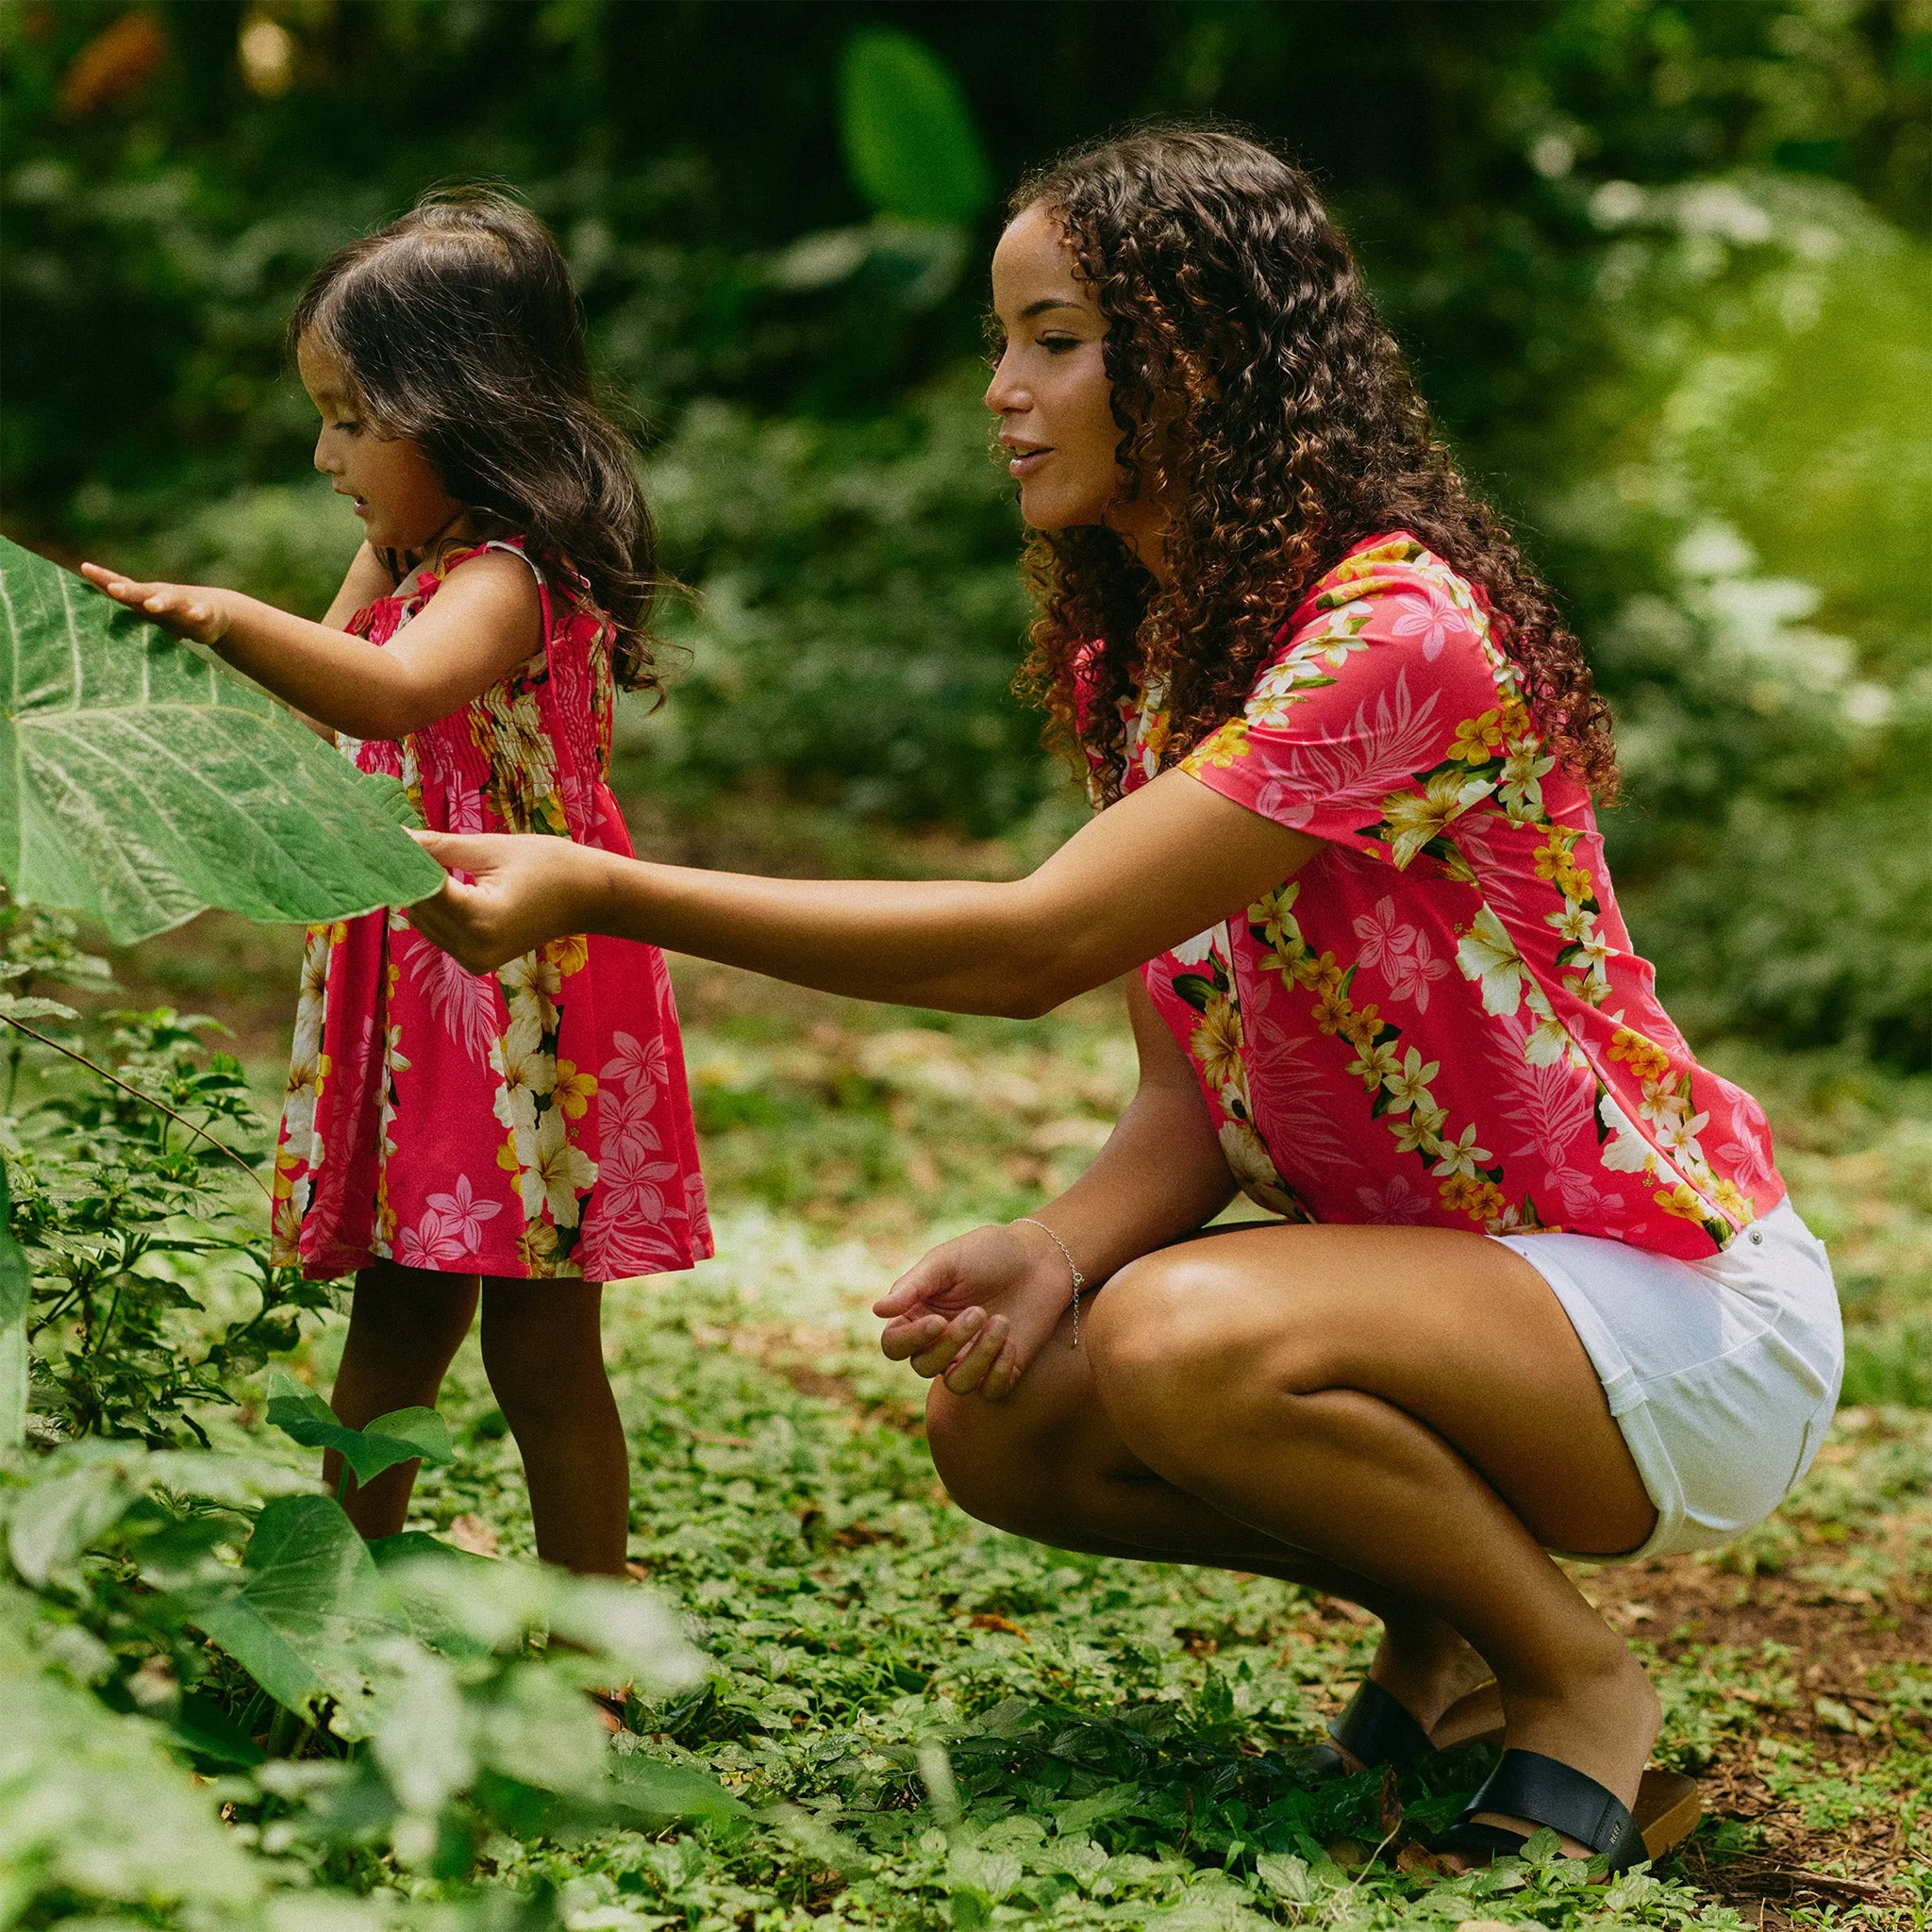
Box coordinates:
[83,190,710,1585]
[405,133,1841,1870]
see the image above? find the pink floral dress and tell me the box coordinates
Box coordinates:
[271,539,711,1283]
[1127,533,1783,1260]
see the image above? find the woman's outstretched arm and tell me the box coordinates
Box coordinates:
[408,768,1320,1017]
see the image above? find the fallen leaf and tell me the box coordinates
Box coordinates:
[445,1513,498,1557]
[969,1613,1028,1641]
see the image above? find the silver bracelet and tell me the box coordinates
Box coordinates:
[1012,1217,1087,1347]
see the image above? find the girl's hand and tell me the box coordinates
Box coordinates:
[406,829,605,973]
[80,562,234,646]
[874,1222,1082,1399]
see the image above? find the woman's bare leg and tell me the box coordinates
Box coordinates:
[326,1260,480,1537]
[479,1277,629,1576]
[926,1313,1496,1740]
[931,1223,1660,1859]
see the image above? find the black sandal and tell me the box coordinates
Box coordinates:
[1295,1676,1504,1780]
[1427,1749,1700,1872]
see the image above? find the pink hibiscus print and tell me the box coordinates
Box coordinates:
[595,1140,685,1223]
[1352,896,1451,1011]
[422,1174,504,1252]
[1387,591,1459,661]
[1355,1174,1436,1224]
[397,1206,468,1269]
[602,1031,668,1095]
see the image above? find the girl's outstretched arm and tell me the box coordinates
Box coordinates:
[78,550,541,741]
[407,769,1320,1018]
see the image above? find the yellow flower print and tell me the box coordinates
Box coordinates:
[1182,718,1250,772]
[1190,997,1246,1094]
[1449,709,1506,763]
[1382,1047,1441,1116]
[1337,1002,1384,1052]
[1347,1039,1402,1091]
[1430,1122,1494,1180]
[1310,987,1352,1037]
[518,1218,559,1274]
[1497,698,1534,741]
[1608,1026,1673,1085]
[271,1191,306,1255]
[1439,1174,1505,1222]
[553,1058,598,1120]
[1709,1176,1750,1220]
[1390,1102,1448,1158]
[1380,770,1476,869]
[541,932,591,978]
[1654,1183,1711,1222]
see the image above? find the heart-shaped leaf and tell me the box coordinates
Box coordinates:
[264,1370,456,1485]
[0,535,445,943]
[190,1492,408,1712]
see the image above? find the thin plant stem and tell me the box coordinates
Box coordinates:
[0,1013,270,1199]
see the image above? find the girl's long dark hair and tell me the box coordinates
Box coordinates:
[291,187,661,695]
[1011,127,1617,802]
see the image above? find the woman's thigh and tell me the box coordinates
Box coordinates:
[1086,1223,1657,1557]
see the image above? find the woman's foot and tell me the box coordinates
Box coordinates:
[1326,1620,1498,1774]
[1437,1646,1661,1868]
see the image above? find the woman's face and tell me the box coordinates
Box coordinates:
[298,333,463,560]
[986,204,1165,565]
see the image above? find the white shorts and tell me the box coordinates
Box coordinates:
[1493,1199,1842,1561]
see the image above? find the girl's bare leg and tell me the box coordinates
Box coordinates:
[326,1259,480,1537]
[930,1224,1659,1858]
[479,1276,629,1576]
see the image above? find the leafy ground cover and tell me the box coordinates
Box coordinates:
[91,868,1932,1927]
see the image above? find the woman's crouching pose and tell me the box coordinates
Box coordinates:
[408,129,1842,1870]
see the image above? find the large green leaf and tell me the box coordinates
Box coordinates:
[191,1493,408,1712]
[0,535,445,943]
[265,1370,456,1486]
[839,29,992,226]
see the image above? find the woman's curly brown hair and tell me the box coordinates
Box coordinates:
[1009,126,1617,803]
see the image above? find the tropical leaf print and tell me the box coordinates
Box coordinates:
[400,927,502,1065]
[1241,671,1444,831]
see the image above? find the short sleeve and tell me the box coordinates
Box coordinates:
[1179,540,1527,870]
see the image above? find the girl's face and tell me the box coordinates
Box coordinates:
[298,333,464,560]
[985,203,1168,573]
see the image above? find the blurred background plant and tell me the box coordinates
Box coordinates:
[4,0,1927,1059]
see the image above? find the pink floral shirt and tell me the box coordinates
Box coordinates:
[1127,534,1782,1259]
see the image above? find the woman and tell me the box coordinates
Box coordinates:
[408,128,1841,1870]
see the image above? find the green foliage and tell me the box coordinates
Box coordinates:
[1,902,335,1444]
[0,1436,720,1927]
[266,1369,458,1492]
[640,375,1041,831]
[0,537,444,944]
[839,30,993,226]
